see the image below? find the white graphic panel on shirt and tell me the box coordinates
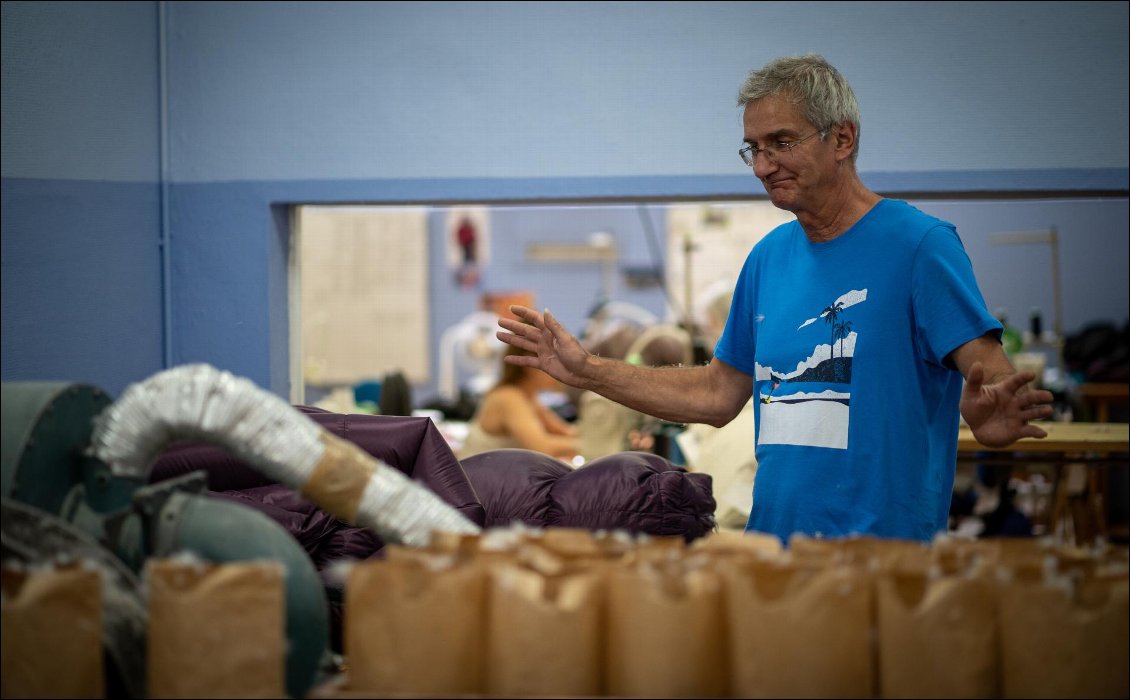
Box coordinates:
[754,289,867,450]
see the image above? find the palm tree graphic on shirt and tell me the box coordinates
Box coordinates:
[823,300,845,356]
[753,289,867,449]
[834,320,853,359]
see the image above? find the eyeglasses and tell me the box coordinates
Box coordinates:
[739,130,826,166]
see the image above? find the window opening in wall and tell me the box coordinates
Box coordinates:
[288,200,792,412]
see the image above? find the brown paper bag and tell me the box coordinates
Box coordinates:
[345,556,487,695]
[535,526,636,564]
[146,559,286,699]
[928,537,1001,577]
[876,569,998,699]
[606,556,727,698]
[999,575,1129,699]
[1,564,104,699]
[788,534,929,571]
[723,558,874,699]
[426,530,482,555]
[691,528,784,558]
[486,560,605,696]
[990,538,1079,583]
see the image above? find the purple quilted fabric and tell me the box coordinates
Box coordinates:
[148,407,487,652]
[149,406,486,563]
[459,448,716,541]
[147,409,716,649]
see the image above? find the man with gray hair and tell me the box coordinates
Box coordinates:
[498,54,1054,544]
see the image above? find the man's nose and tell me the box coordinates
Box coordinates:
[752,152,778,177]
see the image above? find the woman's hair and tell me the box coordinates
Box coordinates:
[736,53,861,163]
[496,318,538,387]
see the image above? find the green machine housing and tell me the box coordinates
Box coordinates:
[1,382,332,698]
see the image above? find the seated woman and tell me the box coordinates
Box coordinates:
[457,334,580,463]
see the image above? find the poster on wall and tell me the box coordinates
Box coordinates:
[445,206,491,290]
[297,206,430,387]
[666,202,796,342]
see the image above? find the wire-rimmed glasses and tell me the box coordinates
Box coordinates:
[739,130,826,166]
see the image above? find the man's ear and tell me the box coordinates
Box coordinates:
[832,121,857,162]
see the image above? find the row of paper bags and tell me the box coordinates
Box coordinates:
[331,528,1128,699]
[2,529,1127,699]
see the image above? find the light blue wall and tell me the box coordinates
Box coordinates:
[911,197,1129,338]
[2,1,1127,400]
[1,2,160,182]
[1,1,163,396]
[166,1,1129,182]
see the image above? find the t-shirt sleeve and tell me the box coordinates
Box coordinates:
[712,250,759,376]
[911,225,1002,369]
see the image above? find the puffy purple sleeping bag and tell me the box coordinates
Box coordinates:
[459,448,716,541]
[147,407,486,652]
[148,407,486,566]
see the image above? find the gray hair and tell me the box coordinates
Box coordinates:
[737,54,861,162]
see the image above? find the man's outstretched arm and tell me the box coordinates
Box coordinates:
[497,305,752,428]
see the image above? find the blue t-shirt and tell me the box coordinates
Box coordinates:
[713,198,1000,543]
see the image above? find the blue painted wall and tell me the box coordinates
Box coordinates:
[2,1,163,396]
[914,197,1129,339]
[164,1,1130,181]
[3,1,1127,400]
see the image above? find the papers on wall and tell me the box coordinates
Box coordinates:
[665,202,796,329]
[297,206,430,386]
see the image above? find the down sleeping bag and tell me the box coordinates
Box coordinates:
[459,447,716,540]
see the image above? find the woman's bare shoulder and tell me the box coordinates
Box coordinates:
[478,385,531,420]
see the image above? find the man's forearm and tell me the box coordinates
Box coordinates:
[951,334,1016,386]
[580,356,748,427]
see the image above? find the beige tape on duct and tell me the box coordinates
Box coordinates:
[302,434,376,524]
[89,363,479,547]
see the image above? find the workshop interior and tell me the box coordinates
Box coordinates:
[2,2,1128,698]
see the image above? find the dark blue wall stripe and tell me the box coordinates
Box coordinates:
[177,168,1128,204]
[1,177,164,398]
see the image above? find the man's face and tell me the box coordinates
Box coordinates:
[741,95,832,213]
